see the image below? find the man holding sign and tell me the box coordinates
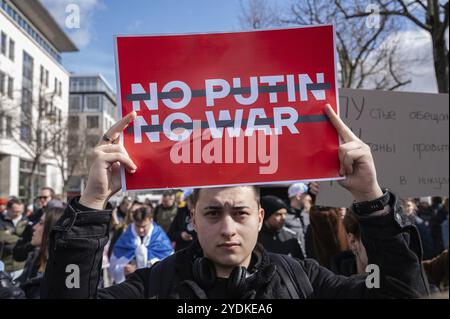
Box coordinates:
[41,27,427,299]
[41,104,428,299]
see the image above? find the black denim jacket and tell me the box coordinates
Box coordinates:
[40,192,429,299]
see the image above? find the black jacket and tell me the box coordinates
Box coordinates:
[41,192,429,299]
[167,206,197,252]
[16,248,43,299]
[258,225,305,259]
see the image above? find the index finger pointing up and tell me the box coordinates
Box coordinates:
[98,111,137,146]
[324,104,359,143]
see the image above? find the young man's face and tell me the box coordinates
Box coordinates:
[162,194,175,208]
[266,208,287,230]
[134,217,152,238]
[192,187,263,271]
[8,203,24,219]
[38,189,52,208]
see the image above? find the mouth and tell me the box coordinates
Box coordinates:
[218,242,240,248]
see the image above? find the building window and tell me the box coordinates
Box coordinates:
[69,95,81,111]
[8,38,14,61]
[19,159,46,201]
[40,65,44,84]
[6,116,12,137]
[57,109,62,125]
[21,51,34,143]
[54,77,57,93]
[87,134,99,147]
[68,134,79,149]
[86,95,100,110]
[58,81,62,97]
[45,69,49,87]
[0,32,6,55]
[68,115,79,130]
[86,115,99,129]
[0,71,5,95]
[22,51,34,82]
[7,76,13,98]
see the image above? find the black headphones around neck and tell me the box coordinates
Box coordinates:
[192,257,249,297]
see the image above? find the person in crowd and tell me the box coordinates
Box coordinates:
[430,198,449,256]
[417,197,434,223]
[31,187,55,224]
[111,197,132,227]
[15,207,64,298]
[402,198,434,260]
[422,249,448,292]
[168,189,197,252]
[109,205,173,284]
[0,267,25,299]
[0,198,27,277]
[258,195,304,259]
[13,198,64,263]
[0,198,8,215]
[107,197,133,258]
[308,206,349,269]
[176,191,187,208]
[41,105,429,299]
[154,190,178,234]
[331,211,367,276]
[285,183,309,255]
[442,201,448,250]
[11,187,56,264]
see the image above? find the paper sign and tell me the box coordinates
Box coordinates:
[114,25,342,191]
[316,89,449,207]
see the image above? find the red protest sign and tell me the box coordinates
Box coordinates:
[114,25,341,191]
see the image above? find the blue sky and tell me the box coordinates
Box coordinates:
[41,0,254,90]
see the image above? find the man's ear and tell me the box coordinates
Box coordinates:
[258,208,264,231]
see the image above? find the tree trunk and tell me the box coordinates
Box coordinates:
[431,33,449,93]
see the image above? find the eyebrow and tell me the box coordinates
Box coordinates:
[203,206,251,210]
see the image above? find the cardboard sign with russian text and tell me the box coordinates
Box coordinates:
[316,89,449,207]
[114,25,342,191]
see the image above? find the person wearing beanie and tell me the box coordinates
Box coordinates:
[257,195,304,259]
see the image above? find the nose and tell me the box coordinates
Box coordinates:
[220,214,237,239]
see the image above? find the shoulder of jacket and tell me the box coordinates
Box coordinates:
[282,227,297,236]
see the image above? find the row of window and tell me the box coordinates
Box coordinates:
[20,50,33,143]
[19,159,46,200]
[70,77,116,98]
[70,94,117,117]
[68,114,114,131]
[0,30,14,61]
[69,115,98,129]
[40,65,62,97]
[0,114,13,137]
[1,0,61,63]
[68,133,104,149]
[0,69,13,98]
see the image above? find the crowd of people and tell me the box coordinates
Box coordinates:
[0,183,448,298]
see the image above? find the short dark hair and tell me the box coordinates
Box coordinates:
[41,187,55,197]
[191,186,260,208]
[7,197,23,209]
[132,206,153,223]
[120,197,131,206]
